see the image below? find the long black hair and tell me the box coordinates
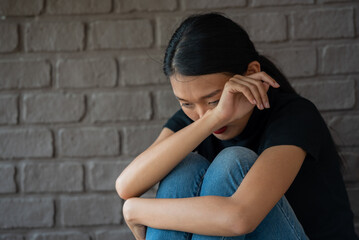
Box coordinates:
[163,12,296,94]
[163,12,350,168]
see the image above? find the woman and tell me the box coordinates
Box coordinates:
[116,13,358,240]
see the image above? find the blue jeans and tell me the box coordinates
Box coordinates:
[146,146,309,240]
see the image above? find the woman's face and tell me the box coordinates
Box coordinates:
[170,72,252,140]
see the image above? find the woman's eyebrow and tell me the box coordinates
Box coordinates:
[175,89,221,101]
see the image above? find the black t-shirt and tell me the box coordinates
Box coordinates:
[163,87,358,240]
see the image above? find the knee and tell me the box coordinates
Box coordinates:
[164,152,210,182]
[156,152,210,198]
[211,146,258,173]
[199,147,258,197]
[213,146,258,174]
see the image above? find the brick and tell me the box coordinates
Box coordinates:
[321,44,359,74]
[0,164,16,193]
[59,195,121,226]
[0,197,53,228]
[0,60,50,89]
[57,58,117,88]
[157,16,185,47]
[318,0,352,2]
[47,0,111,14]
[291,8,354,40]
[25,22,84,52]
[328,115,359,146]
[0,235,23,240]
[59,128,119,157]
[89,92,152,122]
[87,161,127,191]
[251,0,313,6]
[232,13,287,42]
[183,0,246,10]
[89,20,153,50]
[95,228,135,240]
[0,24,17,52]
[23,93,84,123]
[28,231,89,240]
[0,95,17,124]
[123,125,162,156]
[0,129,53,158]
[292,79,355,111]
[347,188,359,217]
[115,0,177,12]
[22,162,83,192]
[0,0,43,16]
[341,152,359,183]
[120,56,167,85]
[153,89,179,119]
[264,48,316,77]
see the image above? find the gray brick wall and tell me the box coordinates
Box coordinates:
[0,0,358,238]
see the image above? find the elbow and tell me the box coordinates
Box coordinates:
[115,175,132,200]
[228,217,256,236]
[226,211,257,236]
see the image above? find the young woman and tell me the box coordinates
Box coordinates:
[116,13,358,240]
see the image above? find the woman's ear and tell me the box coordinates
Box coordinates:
[245,61,261,76]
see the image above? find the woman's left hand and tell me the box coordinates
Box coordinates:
[123,198,147,240]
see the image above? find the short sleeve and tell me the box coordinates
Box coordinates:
[163,109,193,132]
[259,97,332,162]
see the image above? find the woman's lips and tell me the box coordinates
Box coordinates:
[214,126,227,134]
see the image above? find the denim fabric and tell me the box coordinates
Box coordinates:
[146,146,309,240]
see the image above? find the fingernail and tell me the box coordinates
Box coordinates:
[275,82,280,87]
[253,100,257,105]
[260,104,264,109]
[265,102,270,108]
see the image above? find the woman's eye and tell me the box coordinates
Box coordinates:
[209,100,219,105]
[181,103,193,108]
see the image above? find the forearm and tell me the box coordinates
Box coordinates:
[124,196,249,236]
[117,111,222,199]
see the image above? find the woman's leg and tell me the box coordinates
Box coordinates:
[146,152,210,240]
[191,146,308,240]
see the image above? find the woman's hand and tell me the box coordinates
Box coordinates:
[123,198,147,240]
[213,71,280,125]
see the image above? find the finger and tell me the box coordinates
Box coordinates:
[234,72,280,88]
[239,77,270,109]
[227,79,257,105]
[230,77,267,109]
[253,71,280,88]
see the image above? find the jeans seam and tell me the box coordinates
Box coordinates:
[189,167,208,240]
[277,200,305,240]
[194,167,208,197]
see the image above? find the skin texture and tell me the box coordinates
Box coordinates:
[116,61,306,240]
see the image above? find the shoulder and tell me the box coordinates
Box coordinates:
[269,90,323,123]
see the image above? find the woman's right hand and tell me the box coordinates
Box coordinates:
[212,71,280,126]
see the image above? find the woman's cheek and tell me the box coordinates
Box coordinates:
[182,108,198,122]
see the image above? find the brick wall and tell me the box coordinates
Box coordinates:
[0,0,358,239]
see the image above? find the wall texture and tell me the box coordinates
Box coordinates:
[0,0,358,239]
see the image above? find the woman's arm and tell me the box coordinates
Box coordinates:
[116,72,279,200]
[124,145,306,237]
[116,110,222,200]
